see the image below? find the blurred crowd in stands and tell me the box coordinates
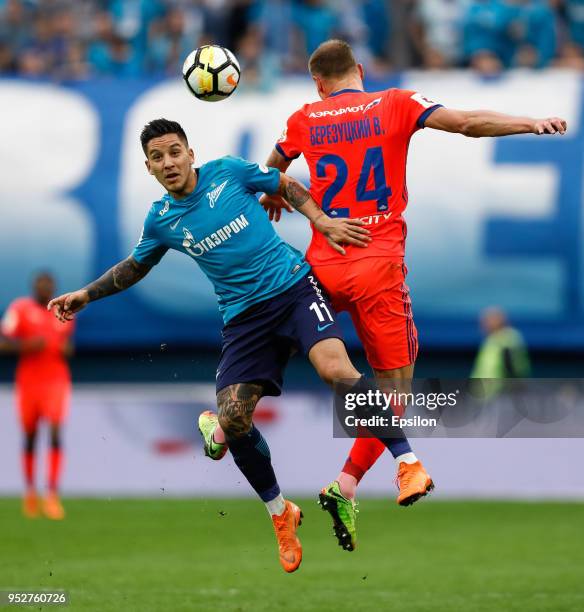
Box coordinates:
[1,0,584,85]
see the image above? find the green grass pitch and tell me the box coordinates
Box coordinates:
[1,498,583,611]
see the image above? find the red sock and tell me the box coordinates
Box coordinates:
[22,451,35,488]
[342,438,386,482]
[48,448,63,492]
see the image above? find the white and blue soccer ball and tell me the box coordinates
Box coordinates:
[182,45,241,102]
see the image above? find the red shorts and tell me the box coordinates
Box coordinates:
[16,381,71,433]
[313,257,418,371]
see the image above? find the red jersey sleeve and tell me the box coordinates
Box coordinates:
[1,300,24,339]
[275,110,303,161]
[389,89,443,137]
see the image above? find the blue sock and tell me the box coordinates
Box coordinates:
[381,437,412,459]
[227,425,280,502]
[350,376,413,459]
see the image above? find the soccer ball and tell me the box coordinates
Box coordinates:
[182,45,241,102]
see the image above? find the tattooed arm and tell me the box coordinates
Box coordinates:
[274,174,371,255]
[48,255,152,322]
[84,256,151,301]
[277,174,313,215]
[217,383,264,440]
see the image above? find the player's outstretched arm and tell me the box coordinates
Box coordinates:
[48,256,152,322]
[425,107,567,138]
[274,174,371,255]
[261,148,295,221]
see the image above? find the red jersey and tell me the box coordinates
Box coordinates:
[276,88,442,266]
[1,297,74,386]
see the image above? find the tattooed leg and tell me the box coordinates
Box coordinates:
[216,383,282,505]
[217,383,263,440]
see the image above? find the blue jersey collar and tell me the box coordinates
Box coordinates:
[329,88,364,97]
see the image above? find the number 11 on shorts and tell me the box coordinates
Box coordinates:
[310,301,333,324]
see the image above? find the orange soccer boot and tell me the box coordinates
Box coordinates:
[396,460,434,506]
[271,500,303,573]
[43,491,65,520]
[22,489,40,518]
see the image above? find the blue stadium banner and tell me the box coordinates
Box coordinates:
[1,71,582,349]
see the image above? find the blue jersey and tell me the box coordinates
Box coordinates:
[132,156,310,323]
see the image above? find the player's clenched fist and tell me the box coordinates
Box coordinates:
[534,117,567,135]
[313,213,371,255]
[48,289,90,322]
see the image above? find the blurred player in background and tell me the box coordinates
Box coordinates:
[0,272,74,520]
[47,119,407,572]
[472,307,531,379]
[261,39,567,549]
[470,307,532,401]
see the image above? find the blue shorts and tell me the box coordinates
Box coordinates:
[216,272,344,396]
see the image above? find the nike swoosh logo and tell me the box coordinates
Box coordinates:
[170,217,182,230]
[317,322,334,332]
